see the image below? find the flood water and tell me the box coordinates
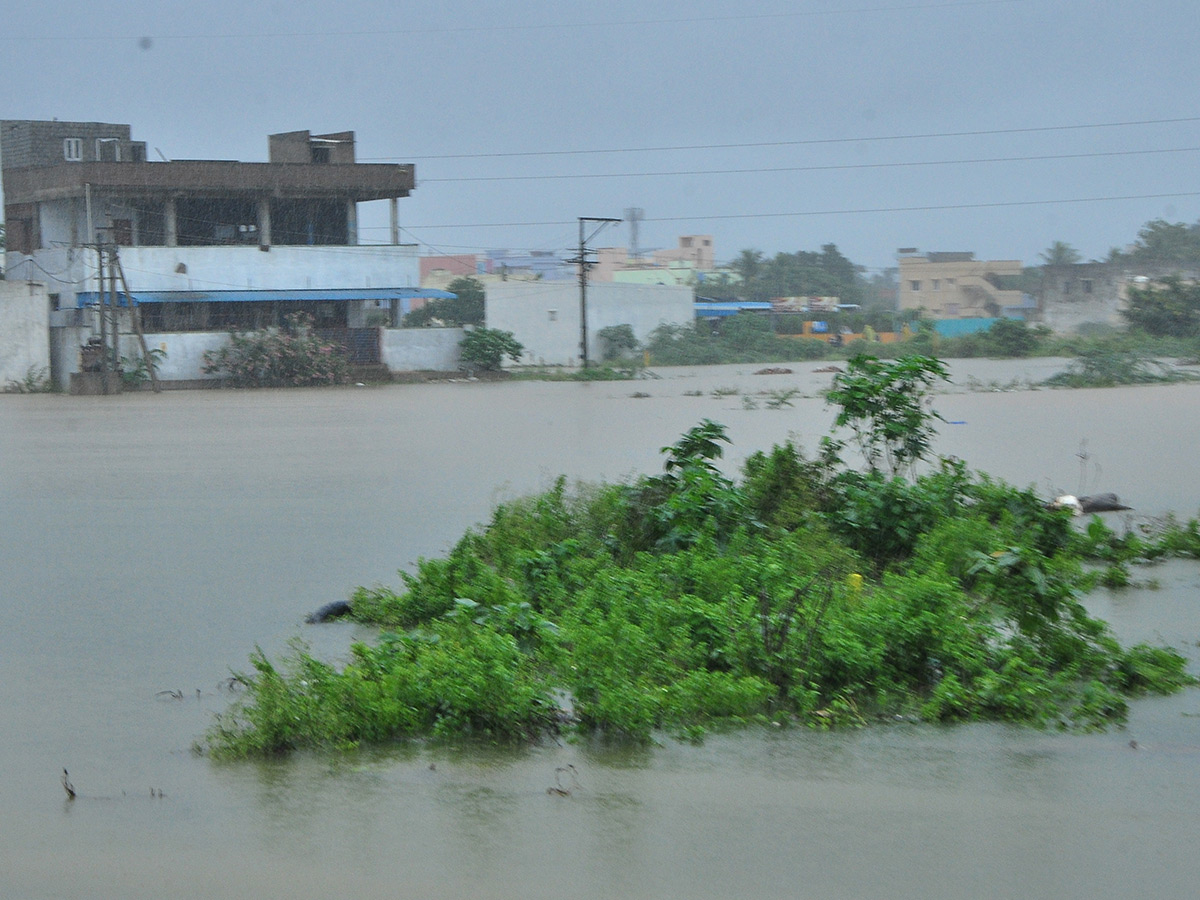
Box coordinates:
[3,359,1200,900]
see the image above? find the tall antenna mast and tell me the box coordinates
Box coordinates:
[624,207,645,259]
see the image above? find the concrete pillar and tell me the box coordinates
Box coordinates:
[165,197,177,247]
[390,197,399,244]
[346,199,358,246]
[257,197,272,247]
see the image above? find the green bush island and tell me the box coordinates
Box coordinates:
[207,356,1196,757]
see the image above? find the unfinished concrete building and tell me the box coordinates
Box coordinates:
[1,120,449,384]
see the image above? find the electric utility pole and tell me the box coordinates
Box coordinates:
[572,216,621,368]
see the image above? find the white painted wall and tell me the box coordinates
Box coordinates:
[381,328,464,372]
[5,243,419,301]
[485,282,693,366]
[0,281,51,385]
[38,198,82,248]
[117,332,231,381]
[45,326,461,385]
[1040,296,1128,334]
[108,329,463,381]
[4,248,89,302]
[116,244,419,292]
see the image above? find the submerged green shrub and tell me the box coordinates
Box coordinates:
[206,408,1197,758]
[1043,348,1198,388]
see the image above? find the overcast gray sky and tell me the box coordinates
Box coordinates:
[5,0,1200,273]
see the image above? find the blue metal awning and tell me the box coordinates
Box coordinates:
[694,301,773,318]
[74,287,456,308]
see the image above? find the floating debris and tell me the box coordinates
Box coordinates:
[547,764,580,797]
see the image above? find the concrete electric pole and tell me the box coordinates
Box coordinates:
[573,216,621,368]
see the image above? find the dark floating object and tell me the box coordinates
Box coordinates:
[62,769,76,800]
[547,764,580,796]
[1049,493,1133,516]
[305,599,353,624]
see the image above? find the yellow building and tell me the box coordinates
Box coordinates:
[898,252,1024,318]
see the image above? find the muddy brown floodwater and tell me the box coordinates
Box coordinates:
[2,358,1199,900]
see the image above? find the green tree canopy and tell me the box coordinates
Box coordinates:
[403,276,486,327]
[729,249,764,286]
[1039,241,1082,266]
[719,243,865,304]
[1125,219,1200,267]
[459,327,524,371]
[1121,276,1200,337]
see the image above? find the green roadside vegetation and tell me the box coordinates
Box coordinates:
[205,355,1198,758]
[575,313,1200,389]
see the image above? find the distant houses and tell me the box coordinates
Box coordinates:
[896,249,1197,335]
[898,251,1029,321]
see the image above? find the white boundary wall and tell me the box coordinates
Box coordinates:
[1,281,51,385]
[485,282,692,367]
[381,328,463,372]
[37,322,462,387]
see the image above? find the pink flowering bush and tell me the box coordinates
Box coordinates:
[202,312,351,387]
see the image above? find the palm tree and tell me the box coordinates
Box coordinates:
[730,249,764,288]
[1039,241,1081,267]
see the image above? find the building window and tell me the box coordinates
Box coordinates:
[945,303,959,317]
[311,145,331,164]
[63,138,83,161]
[932,279,941,291]
[1082,279,1093,294]
[910,280,921,292]
[96,138,121,162]
[547,309,558,322]
[1064,280,1073,295]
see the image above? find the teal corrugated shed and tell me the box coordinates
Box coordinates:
[932,318,998,337]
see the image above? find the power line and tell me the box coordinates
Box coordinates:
[418,146,1200,184]
[649,192,1200,223]
[365,116,1200,162]
[394,190,1200,232]
[1,1,1025,44]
